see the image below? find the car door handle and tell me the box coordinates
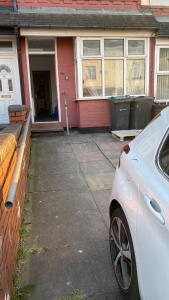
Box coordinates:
[144,195,165,225]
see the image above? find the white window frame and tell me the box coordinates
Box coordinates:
[0,38,15,56]
[27,37,55,55]
[0,37,21,102]
[155,46,169,103]
[76,37,149,100]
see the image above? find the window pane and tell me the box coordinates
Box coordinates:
[104,39,124,57]
[82,60,102,97]
[128,40,145,55]
[157,75,169,100]
[159,135,169,176]
[127,59,145,95]
[86,66,96,80]
[105,60,124,96]
[28,39,55,52]
[0,41,12,52]
[159,48,169,71]
[83,40,100,56]
[8,79,13,92]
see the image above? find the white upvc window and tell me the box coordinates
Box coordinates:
[155,46,169,102]
[0,40,14,55]
[76,37,149,99]
[27,38,55,54]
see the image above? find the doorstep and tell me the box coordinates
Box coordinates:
[31,122,64,131]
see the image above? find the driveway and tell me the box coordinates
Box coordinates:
[22,131,126,300]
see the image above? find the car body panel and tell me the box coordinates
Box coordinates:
[110,107,169,300]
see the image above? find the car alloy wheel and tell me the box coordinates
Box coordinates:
[110,216,132,290]
[109,208,140,300]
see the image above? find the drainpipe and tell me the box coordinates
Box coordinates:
[5,111,31,208]
[62,91,70,136]
[13,0,17,11]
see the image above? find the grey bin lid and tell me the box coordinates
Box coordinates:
[134,96,155,102]
[109,96,134,103]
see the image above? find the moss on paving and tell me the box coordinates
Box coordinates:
[59,290,87,300]
[12,193,36,300]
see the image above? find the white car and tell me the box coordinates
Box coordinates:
[109,107,169,300]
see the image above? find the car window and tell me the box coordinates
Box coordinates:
[159,133,169,176]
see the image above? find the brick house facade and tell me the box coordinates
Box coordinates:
[0,0,169,130]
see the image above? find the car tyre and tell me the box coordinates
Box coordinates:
[109,207,140,300]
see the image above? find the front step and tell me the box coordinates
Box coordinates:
[31,127,64,137]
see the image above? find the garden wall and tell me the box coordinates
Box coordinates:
[0,108,31,300]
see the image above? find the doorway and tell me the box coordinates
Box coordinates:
[33,71,53,122]
[29,54,59,122]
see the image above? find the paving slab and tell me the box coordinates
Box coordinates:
[31,190,97,213]
[105,292,126,300]
[22,132,125,300]
[96,142,121,151]
[92,190,111,213]
[72,142,99,153]
[75,151,106,162]
[31,158,80,175]
[31,209,108,247]
[85,172,114,191]
[80,161,112,175]
[28,172,88,192]
[25,241,118,300]
[34,141,73,153]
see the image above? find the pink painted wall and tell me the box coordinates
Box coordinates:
[77,100,111,128]
[20,37,30,107]
[57,37,78,128]
[0,0,12,7]
[19,35,156,129]
[16,0,140,9]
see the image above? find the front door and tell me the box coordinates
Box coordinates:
[0,40,21,124]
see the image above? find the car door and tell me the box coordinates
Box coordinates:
[136,131,169,300]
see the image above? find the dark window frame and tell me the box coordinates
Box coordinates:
[156,127,169,180]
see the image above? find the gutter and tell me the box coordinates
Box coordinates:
[18,24,159,30]
[5,111,31,209]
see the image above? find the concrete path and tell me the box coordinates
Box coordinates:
[23,132,126,300]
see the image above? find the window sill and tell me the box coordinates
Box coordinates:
[76,94,147,101]
[154,100,169,104]
[76,97,109,101]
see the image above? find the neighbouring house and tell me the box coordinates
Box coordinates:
[0,0,169,131]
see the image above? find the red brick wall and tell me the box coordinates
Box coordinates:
[57,37,78,128]
[0,122,31,300]
[78,100,110,128]
[16,0,140,9]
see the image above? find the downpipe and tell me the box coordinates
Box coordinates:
[13,0,17,11]
[62,91,70,136]
[5,112,31,209]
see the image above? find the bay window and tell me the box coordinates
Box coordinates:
[156,47,169,101]
[77,37,148,99]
